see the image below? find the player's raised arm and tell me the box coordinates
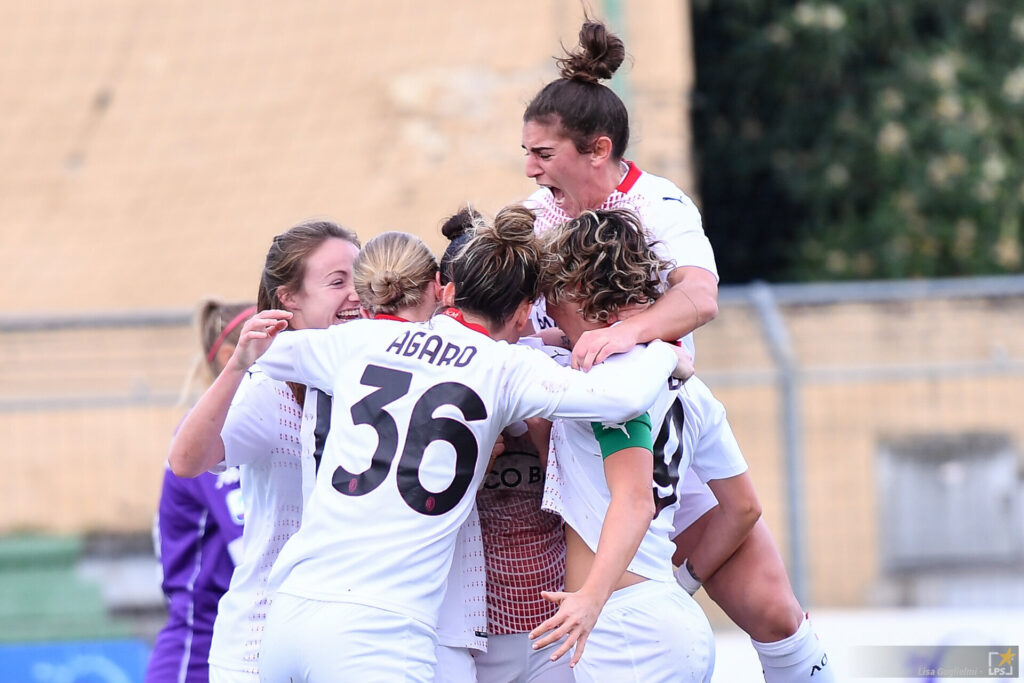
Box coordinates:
[572,266,718,371]
[168,310,290,477]
[255,325,340,392]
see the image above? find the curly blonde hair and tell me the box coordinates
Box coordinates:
[538,208,671,323]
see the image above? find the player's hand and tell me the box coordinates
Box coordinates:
[231,310,291,371]
[487,434,506,471]
[571,325,639,371]
[670,345,695,382]
[528,589,603,667]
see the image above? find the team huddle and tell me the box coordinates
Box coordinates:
[146,19,835,683]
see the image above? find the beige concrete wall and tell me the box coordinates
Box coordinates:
[1,0,695,313]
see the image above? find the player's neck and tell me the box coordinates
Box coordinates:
[442,307,496,338]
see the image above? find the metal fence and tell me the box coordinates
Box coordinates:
[4,275,1024,609]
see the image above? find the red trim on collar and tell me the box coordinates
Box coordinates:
[374,313,409,323]
[441,307,492,338]
[616,161,642,194]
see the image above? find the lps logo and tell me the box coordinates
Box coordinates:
[988,647,1016,677]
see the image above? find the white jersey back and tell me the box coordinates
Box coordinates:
[255,313,678,627]
[544,362,748,582]
[666,376,749,485]
[301,387,487,650]
[208,369,304,674]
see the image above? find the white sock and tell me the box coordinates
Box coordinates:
[751,614,835,682]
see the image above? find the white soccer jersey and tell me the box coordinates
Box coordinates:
[435,503,487,650]
[303,385,488,651]
[543,356,748,582]
[207,369,304,675]
[669,376,749,484]
[254,311,679,628]
[526,162,718,357]
[299,387,328,506]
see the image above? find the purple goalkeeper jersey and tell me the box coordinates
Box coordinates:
[146,466,244,683]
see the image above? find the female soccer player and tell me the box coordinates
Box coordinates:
[231,205,688,682]
[530,208,763,682]
[439,208,573,683]
[147,300,252,683]
[167,220,361,683]
[352,229,488,683]
[520,19,835,683]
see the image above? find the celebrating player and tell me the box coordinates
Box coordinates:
[236,205,689,682]
[167,220,361,683]
[520,18,834,682]
[530,208,764,681]
[352,229,488,682]
[439,208,573,683]
[147,300,252,683]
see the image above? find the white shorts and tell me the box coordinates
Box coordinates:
[472,633,572,683]
[434,645,476,683]
[671,467,719,537]
[209,664,259,683]
[259,592,438,682]
[573,580,715,683]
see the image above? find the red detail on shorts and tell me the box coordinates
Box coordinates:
[426,496,435,513]
[348,479,357,493]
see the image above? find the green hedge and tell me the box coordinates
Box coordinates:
[692,0,1024,282]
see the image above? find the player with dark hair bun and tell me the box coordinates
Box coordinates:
[521,18,835,683]
[439,207,574,683]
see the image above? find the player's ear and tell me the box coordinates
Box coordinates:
[441,281,456,307]
[277,285,299,311]
[513,299,532,332]
[213,343,235,375]
[590,135,614,165]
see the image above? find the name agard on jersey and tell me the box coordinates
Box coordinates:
[385,330,478,367]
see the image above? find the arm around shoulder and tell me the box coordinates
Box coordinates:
[564,341,679,424]
[624,266,718,345]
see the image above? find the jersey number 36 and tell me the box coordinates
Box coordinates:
[317,364,487,516]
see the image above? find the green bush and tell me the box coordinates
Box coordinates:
[692,0,1024,282]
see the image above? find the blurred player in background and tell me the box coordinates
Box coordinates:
[167,220,361,683]
[439,208,573,683]
[520,18,834,682]
[146,300,252,683]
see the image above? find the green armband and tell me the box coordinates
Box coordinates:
[590,413,654,459]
